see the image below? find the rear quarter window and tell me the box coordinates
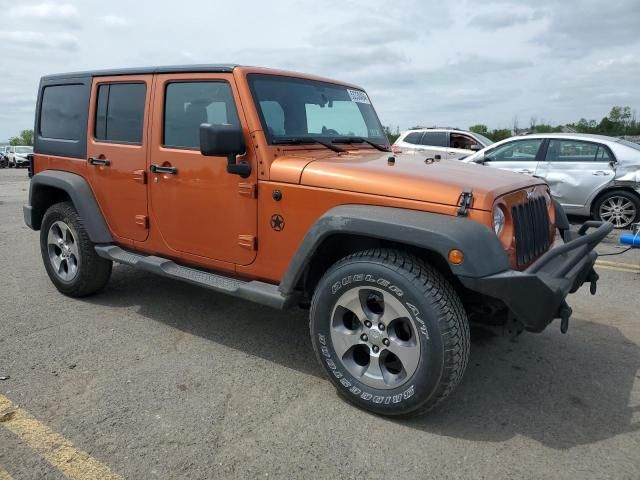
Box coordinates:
[403,132,423,144]
[40,84,85,140]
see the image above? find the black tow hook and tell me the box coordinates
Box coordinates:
[559,302,573,334]
[588,270,599,295]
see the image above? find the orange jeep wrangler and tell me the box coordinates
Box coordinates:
[24,65,611,416]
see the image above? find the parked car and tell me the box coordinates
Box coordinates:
[392,128,493,159]
[0,147,9,168]
[462,133,640,229]
[24,65,610,416]
[7,145,34,168]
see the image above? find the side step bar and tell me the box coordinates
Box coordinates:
[95,245,293,310]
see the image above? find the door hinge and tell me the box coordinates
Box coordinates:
[135,215,149,229]
[238,182,257,198]
[133,170,147,184]
[238,235,257,250]
[457,189,473,216]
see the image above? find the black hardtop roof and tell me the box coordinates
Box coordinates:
[41,64,239,81]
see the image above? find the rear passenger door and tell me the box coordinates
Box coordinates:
[536,139,615,210]
[482,138,545,176]
[86,76,152,243]
[148,74,257,266]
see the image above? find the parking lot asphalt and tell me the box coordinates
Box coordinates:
[0,167,639,479]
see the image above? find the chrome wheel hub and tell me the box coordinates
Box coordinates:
[47,221,79,282]
[330,286,420,390]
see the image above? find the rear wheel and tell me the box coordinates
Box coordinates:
[40,202,112,297]
[310,249,470,416]
[594,190,640,229]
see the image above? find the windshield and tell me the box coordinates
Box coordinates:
[617,139,640,152]
[472,133,493,146]
[248,74,388,146]
[15,146,33,154]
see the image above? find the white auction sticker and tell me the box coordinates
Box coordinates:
[347,89,371,104]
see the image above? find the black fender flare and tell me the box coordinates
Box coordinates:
[24,170,113,243]
[278,204,510,295]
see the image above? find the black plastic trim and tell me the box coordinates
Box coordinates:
[25,170,113,243]
[279,205,510,295]
[41,64,238,81]
[460,221,611,332]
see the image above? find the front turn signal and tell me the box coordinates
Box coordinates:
[448,249,464,265]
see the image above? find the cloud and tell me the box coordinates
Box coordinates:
[0,31,78,51]
[8,2,79,27]
[469,10,537,30]
[100,15,131,28]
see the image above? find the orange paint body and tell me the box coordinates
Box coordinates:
[32,66,553,284]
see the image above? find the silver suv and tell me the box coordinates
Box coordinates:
[463,133,640,228]
[392,128,493,159]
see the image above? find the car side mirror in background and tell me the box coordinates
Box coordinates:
[470,144,482,151]
[200,124,251,178]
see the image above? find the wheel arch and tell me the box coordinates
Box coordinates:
[25,170,113,243]
[278,205,510,299]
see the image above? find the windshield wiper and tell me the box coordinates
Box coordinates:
[272,137,346,153]
[332,137,390,152]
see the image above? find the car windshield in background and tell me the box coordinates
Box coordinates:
[473,133,493,146]
[248,74,388,146]
[15,147,33,154]
[617,139,640,152]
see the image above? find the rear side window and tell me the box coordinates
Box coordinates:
[403,132,423,144]
[95,83,146,144]
[420,132,448,147]
[546,140,600,162]
[164,81,240,149]
[40,84,84,140]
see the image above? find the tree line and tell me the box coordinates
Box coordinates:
[384,105,640,143]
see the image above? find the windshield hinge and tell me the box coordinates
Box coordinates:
[457,189,473,216]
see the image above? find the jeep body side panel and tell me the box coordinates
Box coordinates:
[25,170,113,244]
[278,204,510,295]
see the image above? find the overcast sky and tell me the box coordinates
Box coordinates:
[1,0,639,140]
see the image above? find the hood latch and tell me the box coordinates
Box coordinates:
[457,189,473,216]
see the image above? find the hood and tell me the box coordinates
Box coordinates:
[270,150,545,211]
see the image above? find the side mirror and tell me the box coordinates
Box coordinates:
[470,144,482,151]
[199,124,251,178]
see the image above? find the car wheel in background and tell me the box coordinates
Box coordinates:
[594,190,640,229]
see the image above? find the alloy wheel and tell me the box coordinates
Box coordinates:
[599,195,637,228]
[330,286,420,390]
[47,220,80,282]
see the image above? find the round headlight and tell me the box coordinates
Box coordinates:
[493,205,505,236]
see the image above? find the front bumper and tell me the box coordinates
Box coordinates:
[460,221,613,333]
[14,158,30,167]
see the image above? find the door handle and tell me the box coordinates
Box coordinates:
[434,154,442,160]
[150,164,177,174]
[88,157,110,166]
[448,151,456,155]
[592,170,611,176]
[518,169,533,174]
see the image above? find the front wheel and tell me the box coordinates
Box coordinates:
[310,249,470,416]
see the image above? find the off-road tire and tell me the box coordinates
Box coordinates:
[40,201,112,297]
[310,248,470,416]
[593,189,640,229]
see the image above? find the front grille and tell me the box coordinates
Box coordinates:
[512,196,551,267]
